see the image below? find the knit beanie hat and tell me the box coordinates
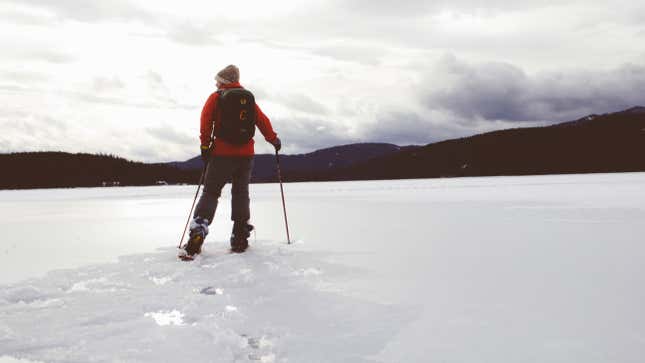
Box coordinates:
[215,65,240,84]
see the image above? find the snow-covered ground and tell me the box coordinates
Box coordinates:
[1,173,645,362]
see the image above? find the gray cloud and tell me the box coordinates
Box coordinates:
[165,22,221,46]
[262,54,645,152]
[127,145,166,163]
[227,0,645,73]
[363,112,447,145]
[238,37,387,66]
[256,0,569,49]
[310,43,387,66]
[41,116,69,133]
[74,93,195,110]
[275,117,356,153]
[361,111,546,147]
[3,0,645,162]
[0,113,195,163]
[1,70,49,83]
[17,0,152,23]
[141,71,181,107]
[8,49,75,64]
[0,84,33,94]
[146,124,194,146]
[338,0,435,17]
[0,115,71,153]
[92,76,125,92]
[248,85,329,116]
[275,94,330,116]
[339,0,561,16]
[75,72,194,110]
[423,55,645,123]
[0,6,59,26]
[5,0,222,51]
[143,71,163,87]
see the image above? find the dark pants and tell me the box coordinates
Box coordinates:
[193,156,254,225]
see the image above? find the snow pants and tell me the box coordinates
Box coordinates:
[193,156,254,225]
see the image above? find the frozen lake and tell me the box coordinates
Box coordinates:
[1,173,644,362]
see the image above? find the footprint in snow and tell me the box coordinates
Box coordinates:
[199,286,223,295]
[240,334,276,362]
[149,276,172,285]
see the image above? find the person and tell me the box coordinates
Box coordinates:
[182,64,281,257]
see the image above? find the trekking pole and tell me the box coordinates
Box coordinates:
[275,150,291,244]
[177,161,208,249]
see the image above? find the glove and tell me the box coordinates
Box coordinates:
[270,137,282,152]
[200,145,211,162]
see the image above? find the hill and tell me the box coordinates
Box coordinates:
[316,106,645,181]
[1,107,644,189]
[170,143,416,182]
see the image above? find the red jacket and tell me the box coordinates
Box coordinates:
[200,82,278,156]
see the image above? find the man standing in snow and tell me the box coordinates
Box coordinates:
[182,65,281,257]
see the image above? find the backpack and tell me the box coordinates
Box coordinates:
[215,88,256,145]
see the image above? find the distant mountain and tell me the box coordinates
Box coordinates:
[2,107,644,189]
[168,156,202,171]
[317,106,645,181]
[0,143,410,189]
[168,143,416,182]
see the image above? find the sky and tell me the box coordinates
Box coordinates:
[1,0,644,162]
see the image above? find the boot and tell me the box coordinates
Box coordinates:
[230,221,254,253]
[184,217,209,257]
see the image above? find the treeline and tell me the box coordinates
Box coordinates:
[0,152,200,189]
[2,106,644,190]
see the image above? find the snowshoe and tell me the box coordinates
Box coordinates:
[230,222,254,253]
[179,218,209,261]
[179,234,204,261]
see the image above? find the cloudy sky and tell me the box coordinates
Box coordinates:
[1,0,644,162]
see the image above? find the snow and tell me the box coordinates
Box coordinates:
[144,310,185,326]
[0,357,45,363]
[0,242,399,362]
[1,173,645,362]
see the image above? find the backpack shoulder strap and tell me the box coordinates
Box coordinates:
[209,91,224,144]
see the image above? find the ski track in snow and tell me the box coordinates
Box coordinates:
[0,241,409,363]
